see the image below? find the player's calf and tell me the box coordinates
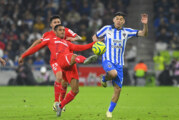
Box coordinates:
[100,75,107,87]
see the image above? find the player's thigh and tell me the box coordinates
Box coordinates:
[55,71,63,82]
[51,62,62,75]
[65,65,79,83]
[70,54,77,65]
[102,60,118,78]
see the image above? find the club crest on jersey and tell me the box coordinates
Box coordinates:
[108,65,112,68]
[123,33,126,37]
[107,62,112,68]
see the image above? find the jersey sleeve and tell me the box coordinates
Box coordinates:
[125,28,139,39]
[22,37,49,58]
[96,25,109,38]
[68,41,95,51]
[65,28,77,37]
[40,32,49,41]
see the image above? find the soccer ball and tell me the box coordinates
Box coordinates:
[92,41,106,55]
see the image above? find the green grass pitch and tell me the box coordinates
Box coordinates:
[0,86,179,120]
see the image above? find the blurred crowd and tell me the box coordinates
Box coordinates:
[154,0,179,51]
[0,0,130,68]
[153,0,179,86]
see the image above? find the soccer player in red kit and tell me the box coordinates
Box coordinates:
[18,24,97,116]
[22,15,81,110]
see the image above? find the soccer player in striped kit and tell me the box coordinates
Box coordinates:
[92,12,148,118]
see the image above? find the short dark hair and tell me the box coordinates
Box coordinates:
[114,12,127,18]
[50,15,60,23]
[54,24,64,31]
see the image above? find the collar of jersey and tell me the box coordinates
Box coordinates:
[111,24,124,30]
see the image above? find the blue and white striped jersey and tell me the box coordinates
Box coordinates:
[96,25,138,65]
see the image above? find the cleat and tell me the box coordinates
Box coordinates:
[106,111,112,118]
[100,75,107,87]
[53,102,59,112]
[62,106,66,112]
[83,55,98,64]
[56,103,62,117]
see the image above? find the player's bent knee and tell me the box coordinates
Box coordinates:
[56,74,63,82]
[62,83,68,88]
[108,70,118,79]
[110,73,118,79]
[73,54,78,58]
[61,80,68,88]
[72,89,79,94]
[56,77,63,83]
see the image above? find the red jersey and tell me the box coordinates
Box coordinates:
[22,36,95,61]
[40,28,77,63]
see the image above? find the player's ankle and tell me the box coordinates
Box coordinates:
[59,104,63,109]
[102,76,107,82]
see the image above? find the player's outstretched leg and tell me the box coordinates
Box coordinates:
[83,55,98,64]
[70,54,98,65]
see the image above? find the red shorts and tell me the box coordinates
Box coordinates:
[58,53,73,70]
[57,53,79,83]
[62,64,79,83]
[50,60,62,75]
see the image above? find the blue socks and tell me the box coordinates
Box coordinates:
[108,101,117,112]
[102,76,106,82]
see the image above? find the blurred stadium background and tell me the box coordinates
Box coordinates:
[0,0,179,87]
[1,0,179,120]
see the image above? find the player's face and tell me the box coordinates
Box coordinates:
[56,26,65,38]
[50,18,61,30]
[113,16,125,29]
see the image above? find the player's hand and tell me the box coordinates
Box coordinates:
[66,37,76,41]
[18,56,24,65]
[141,13,148,24]
[0,58,6,66]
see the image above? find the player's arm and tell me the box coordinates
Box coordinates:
[0,57,6,66]
[66,35,82,41]
[138,14,148,37]
[65,28,82,41]
[18,41,47,64]
[92,35,98,42]
[25,39,42,52]
[92,26,108,41]
[68,41,96,51]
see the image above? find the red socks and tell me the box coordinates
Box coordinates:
[60,90,77,108]
[75,55,86,64]
[54,81,61,102]
[60,86,67,101]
